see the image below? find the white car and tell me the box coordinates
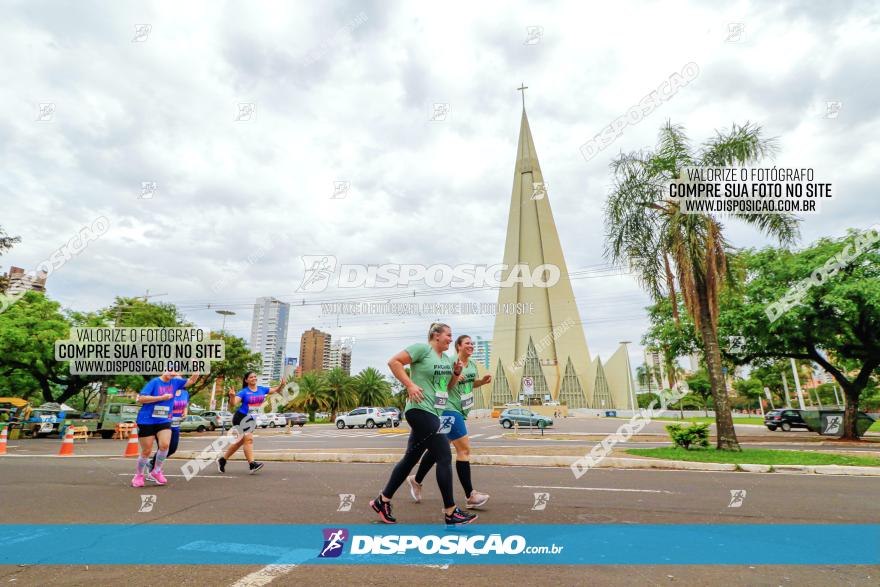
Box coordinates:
[335,407,392,429]
[257,413,287,428]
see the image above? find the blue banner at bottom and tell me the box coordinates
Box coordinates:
[1,524,877,565]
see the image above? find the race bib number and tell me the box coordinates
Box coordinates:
[438,415,455,434]
[434,390,448,409]
[171,416,182,427]
[152,405,170,418]
[460,392,474,411]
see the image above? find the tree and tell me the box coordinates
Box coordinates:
[642,297,697,393]
[290,372,330,422]
[604,120,799,450]
[186,332,262,405]
[324,367,358,421]
[352,367,392,407]
[0,292,92,404]
[733,377,764,412]
[685,369,712,416]
[720,232,880,439]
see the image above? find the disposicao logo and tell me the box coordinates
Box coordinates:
[319,528,348,558]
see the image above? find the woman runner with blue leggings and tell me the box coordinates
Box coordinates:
[370,323,478,526]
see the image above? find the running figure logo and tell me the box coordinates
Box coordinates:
[531,492,550,511]
[823,415,842,435]
[728,490,747,508]
[138,495,157,513]
[297,255,337,292]
[319,528,349,558]
[438,415,455,434]
[337,494,355,512]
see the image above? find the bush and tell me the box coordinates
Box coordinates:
[665,422,710,450]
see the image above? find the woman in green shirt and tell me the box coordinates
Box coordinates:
[370,323,478,526]
[407,334,493,508]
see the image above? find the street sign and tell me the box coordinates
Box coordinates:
[523,376,535,396]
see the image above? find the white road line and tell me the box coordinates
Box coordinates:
[230,564,298,586]
[116,473,234,479]
[515,484,673,494]
[469,434,484,439]
[487,435,502,440]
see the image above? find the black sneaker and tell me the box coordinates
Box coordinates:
[249,461,264,474]
[370,494,396,524]
[217,457,226,473]
[445,507,478,526]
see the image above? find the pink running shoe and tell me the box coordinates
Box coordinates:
[131,473,145,488]
[149,469,168,485]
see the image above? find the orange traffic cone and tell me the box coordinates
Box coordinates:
[58,427,75,456]
[123,427,139,457]
[0,426,8,455]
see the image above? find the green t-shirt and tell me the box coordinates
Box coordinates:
[403,343,454,417]
[447,358,478,418]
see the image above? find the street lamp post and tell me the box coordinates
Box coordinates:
[216,310,236,334]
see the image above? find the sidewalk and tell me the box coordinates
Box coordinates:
[171,445,880,477]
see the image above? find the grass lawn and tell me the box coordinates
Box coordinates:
[626,447,880,467]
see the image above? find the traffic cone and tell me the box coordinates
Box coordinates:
[58,427,75,456]
[123,427,139,457]
[0,427,8,455]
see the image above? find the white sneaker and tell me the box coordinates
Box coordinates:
[407,475,422,503]
[466,490,490,509]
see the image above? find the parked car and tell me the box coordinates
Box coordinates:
[265,413,287,427]
[499,408,553,429]
[201,411,233,431]
[379,408,400,427]
[178,415,212,433]
[764,409,810,432]
[284,412,307,427]
[335,407,390,429]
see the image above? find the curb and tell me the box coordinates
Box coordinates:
[171,451,880,476]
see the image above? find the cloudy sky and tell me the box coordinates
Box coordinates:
[2,0,878,376]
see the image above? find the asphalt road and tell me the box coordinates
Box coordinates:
[1,452,878,585]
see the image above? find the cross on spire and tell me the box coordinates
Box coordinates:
[517,83,528,110]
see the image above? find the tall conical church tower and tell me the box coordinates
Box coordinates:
[487,102,594,407]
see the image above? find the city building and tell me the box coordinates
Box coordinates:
[472,337,492,370]
[283,357,298,379]
[249,297,290,386]
[486,101,633,410]
[299,328,331,374]
[324,338,353,375]
[4,266,48,294]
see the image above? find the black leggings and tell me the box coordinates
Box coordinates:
[382,408,454,508]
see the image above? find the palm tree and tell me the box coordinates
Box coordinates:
[290,372,331,422]
[324,367,358,421]
[353,367,392,407]
[605,121,799,450]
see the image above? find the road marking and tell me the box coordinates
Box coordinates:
[230,564,298,586]
[515,484,673,494]
[487,435,502,440]
[469,434,484,439]
[116,473,234,479]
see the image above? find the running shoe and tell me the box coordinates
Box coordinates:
[466,490,490,509]
[407,475,422,503]
[249,461,264,474]
[131,473,145,488]
[149,469,168,485]
[370,494,397,524]
[217,457,226,473]
[444,507,478,526]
